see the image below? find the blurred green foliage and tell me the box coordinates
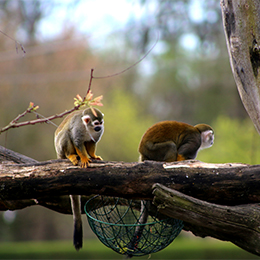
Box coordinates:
[98,88,155,162]
[197,116,260,165]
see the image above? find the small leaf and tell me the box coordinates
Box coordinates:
[86,90,94,101]
[76,94,83,102]
[90,106,97,117]
[90,95,103,106]
[32,105,39,111]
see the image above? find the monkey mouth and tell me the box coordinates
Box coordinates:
[94,126,101,132]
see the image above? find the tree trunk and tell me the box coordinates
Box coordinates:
[221,0,260,134]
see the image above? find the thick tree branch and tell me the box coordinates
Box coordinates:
[221,0,260,134]
[218,1,260,255]
[0,159,256,204]
[0,145,38,164]
[153,183,260,256]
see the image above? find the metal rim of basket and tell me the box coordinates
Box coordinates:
[84,195,169,227]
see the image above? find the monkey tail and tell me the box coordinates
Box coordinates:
[126,200,150,258]
[70,195,83,251]
[73,220,83,251]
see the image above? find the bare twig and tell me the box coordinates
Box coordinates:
[0,35,158,133]
[0,30,26,54]
[87,68,94,94]
[93,35,159,79]
[0,105,79,134]
[0,68,101,134]
[32,111,58,127]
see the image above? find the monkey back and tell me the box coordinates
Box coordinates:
[139,121,201,149]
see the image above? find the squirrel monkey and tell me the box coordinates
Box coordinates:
[127,121,214,258]
[138,121,214,162]
[54,107,104,251]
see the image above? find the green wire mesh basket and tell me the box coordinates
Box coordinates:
[85,195,183,257]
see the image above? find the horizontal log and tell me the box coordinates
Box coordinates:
[0,159,259,206]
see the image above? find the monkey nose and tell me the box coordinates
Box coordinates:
[94,126,101,132]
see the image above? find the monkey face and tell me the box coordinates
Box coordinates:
[200,130,214,149]
[93,120,103,132]
[82,115,104,143]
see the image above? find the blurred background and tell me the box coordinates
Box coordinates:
[0,0,259,258]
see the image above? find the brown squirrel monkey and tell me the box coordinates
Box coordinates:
[127,121,214,258]
[54,107,104,251]
[55,107,104,167]
[138,121,214,162]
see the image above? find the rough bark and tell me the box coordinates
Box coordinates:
[153,183,260,256]
[0,159,258,206]
[218,1,260,255]
[0,145,38,164]
[221,0,260,133]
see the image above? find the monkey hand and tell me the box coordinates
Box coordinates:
[80,156,91,168]
[67,154,79,166]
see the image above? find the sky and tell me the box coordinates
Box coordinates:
[35,0,209,79]
[39,0,144,47]
[38,0,206,51]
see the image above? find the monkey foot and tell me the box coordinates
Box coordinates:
[177,154,186,161]
[67,154,79,166]
[80,157,91,168]
[92,155,103,161]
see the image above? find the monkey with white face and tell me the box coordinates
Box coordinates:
[54,107,104,251]
[139,121,214,162]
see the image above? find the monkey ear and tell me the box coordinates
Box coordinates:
[82,115,91,125]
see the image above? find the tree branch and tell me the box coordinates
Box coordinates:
[0,159,257,204]
[221,0,260,134]
[153,183,260,256]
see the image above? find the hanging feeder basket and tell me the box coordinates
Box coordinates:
[85,195,183,257]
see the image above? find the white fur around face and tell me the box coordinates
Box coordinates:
[82,115,91,127]
[200,130,214,149]
[81,115,104,143]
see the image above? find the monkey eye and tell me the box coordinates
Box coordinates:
[93,121,99,126]
[93,120,103,126]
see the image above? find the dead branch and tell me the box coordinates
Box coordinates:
[153,183,260,256]
[0,29,26,54]
[0,159,257,205]
[0,70,103,134]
